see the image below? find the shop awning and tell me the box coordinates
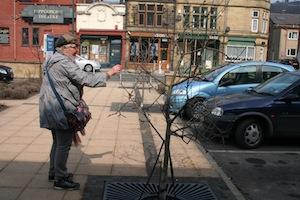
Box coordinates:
[228,37,256,46]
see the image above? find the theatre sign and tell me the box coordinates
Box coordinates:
[21,5,73,24]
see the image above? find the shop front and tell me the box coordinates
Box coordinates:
[178,33,220,69]
[78,30,126,68]
[128,32,173,72]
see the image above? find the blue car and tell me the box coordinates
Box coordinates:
[170,61,295,120]
[205,71,300,149]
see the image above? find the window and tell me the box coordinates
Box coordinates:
[210,7,217,29]
[129,37,169,64]
[261,12,268,34]
[183,6,190,28]
[0,27,9,44]
[192,7,200,28]
[200,7,208,28]
[138,4,145,25]
[252,10,259,18]
[262,66,285,82]
[32,28,39,45]
[157,5,163,26]
[251,19,258,32]
[251,10,259,33]
[22,28,29,46]
[129,38,139,62]
[288,31,299,40]
[147,4,155,26]
[287,48,296,57]
[226,45,255,62]
[220,66,258,86]
[138,4,164,27]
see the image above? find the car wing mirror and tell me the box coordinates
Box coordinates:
[276,94,300,102]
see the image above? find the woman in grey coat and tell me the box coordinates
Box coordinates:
[39,33,121,190]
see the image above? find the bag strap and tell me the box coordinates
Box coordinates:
[45,60,68,115]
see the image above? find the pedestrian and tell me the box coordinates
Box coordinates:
[39,33,122,190]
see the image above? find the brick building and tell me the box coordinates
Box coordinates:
[0,0,75,78]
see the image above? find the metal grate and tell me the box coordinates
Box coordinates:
[103,182,218,200]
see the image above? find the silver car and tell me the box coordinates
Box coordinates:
[75,55,101,72]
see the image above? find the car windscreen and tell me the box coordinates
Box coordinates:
[204,64,234,81]
[254,73,300,95]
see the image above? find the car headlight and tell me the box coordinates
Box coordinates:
[172,89,187,95]
[211,107,224,116]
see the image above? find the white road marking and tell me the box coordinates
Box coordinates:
[208,149,300,154]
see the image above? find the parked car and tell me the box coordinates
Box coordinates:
[0,65,14,82]
[170,61,295,120]
[279,58,299,70]
[75,55,101,72]
[205,71,300,149]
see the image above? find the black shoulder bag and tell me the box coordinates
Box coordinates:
[46,64,91,132]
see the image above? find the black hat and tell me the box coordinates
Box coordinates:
[55,33,77,48]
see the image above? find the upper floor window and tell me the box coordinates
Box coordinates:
[32,28,39,46]
[192,7,200,28]
[288,31,299,40]
[183,6,190,28]
[138,4,164,27]
[287,48,297,57]
[0,27,9,44]
[252,10,259,18]
[210,7,217,29]
[200,7,208,28]
[251,10,259,33]
[22,28,29,46]
[261,12,268,34]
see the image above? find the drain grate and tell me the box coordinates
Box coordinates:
[103,182,218,200]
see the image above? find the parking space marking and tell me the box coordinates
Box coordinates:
[208,150,300,154]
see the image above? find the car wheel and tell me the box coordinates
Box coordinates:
[84,64,93,72]
[184,98,206,121]
[235,119,264,149]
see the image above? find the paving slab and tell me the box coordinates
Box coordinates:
[0,81,238,200]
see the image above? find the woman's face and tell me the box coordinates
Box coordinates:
[63,44,78,56]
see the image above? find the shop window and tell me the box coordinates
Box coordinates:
[150,39,158,63]
[130,38,139,62]
[141,38,149,62]
[226,45,255,62]
[0,27,9,44]
[32,28,39,46]
[22,28,29,46]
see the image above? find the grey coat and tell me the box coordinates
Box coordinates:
[39,52,107,130]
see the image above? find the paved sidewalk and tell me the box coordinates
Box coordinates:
[0,81,236,200]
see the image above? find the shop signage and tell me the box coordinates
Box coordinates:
[33,8,64,23]
[154,33,168,38]
[21,5,73,24]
